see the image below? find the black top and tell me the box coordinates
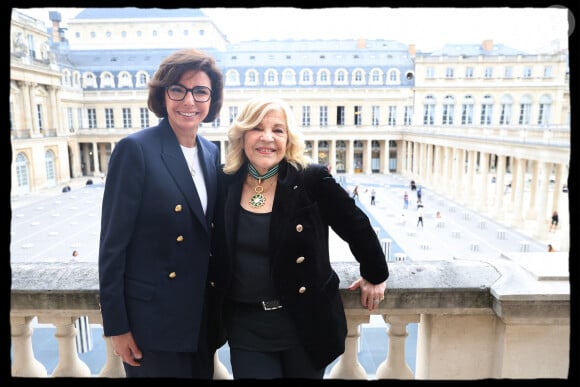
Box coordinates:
[225,207,300,351]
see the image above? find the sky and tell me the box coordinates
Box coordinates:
[14,6,572,53]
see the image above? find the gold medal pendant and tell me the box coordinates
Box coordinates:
[249,180,266,208]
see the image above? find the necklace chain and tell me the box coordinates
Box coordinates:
[248,164,279,208]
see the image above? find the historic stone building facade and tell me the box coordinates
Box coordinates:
[10,8,570,247]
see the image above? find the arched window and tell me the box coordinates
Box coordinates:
[226,70,241,86]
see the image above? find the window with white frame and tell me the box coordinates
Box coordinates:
[334,69,348,85]
[422,96,435,125]
[83,73,97,88]
[299,69,313,85]
[36,104,43,131]
[499,95,513,125]
[351,69,365,85]
[244,70,259,86]
[226,70,241,86]
[229,106,238,124]
[480,95,494,125]
[302,106,311,127]
[426,67,435,78]
[317,69,331,85]
[265,69,278,86]
[445,67,454,79]
[523,66,533,78]
[136,72,148,87]
[140,107,149,129]
[319,106,328,127]
[504,66,513,78]
[371,105,380,126]
[442,95,455,125]
[122,108,132,128]
[100,72,115,88]
[354,106,362,126]
[369,68,382,85]
[484,67,493,78]
[537,94,552,125]
[87,108,97,128]
[67,107,74,130]
[518,95,532,125]
[461,95,474,125]
[543,66,553,78]
[105,108,114,129]
[387,106,397,126]
[404,105,413,125]
[118,72,133,88]
[282,68,296,85]
[386,69,400,84]
[465,67,474,78]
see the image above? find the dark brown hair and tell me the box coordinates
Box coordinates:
[147,48,224,123]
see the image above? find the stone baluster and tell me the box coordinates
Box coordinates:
[10,316,48,377]
[98,335,125,377]
[327,314,369,379]
[376,314,418,379]
[50,316,91,377]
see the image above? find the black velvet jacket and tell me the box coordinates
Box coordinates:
[208,160,389,369]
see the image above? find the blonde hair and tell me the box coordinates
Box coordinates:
[223,97,310,174]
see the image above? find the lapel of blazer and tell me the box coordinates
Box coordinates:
[159,119,209,234]
[223,169,245,257]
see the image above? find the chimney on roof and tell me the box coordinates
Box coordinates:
[482,39,494,51]
[408,44,416,57]
[49,11,62,43]
[357,38,366,49]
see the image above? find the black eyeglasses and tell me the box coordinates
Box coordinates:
[165,85,212,102]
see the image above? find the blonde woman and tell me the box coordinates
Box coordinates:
[209,97,389,379]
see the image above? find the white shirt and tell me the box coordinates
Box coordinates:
[180,144,208,214]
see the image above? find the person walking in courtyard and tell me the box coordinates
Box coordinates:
[352,185,360,200]
[370,188,376,205]
[417,204,424,228]
[403,191,409,209]
[549,210,559,232]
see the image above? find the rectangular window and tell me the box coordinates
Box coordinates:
[371,105,380,126]
[387,106,397,126]
[302,106,311,127]
[212,116,221,128]
[229,106,238,124]
[537,103,550,125]
[518,103,531,125]
[140,107,149,128]
[480,104,492,125]
[67,107,74,130]
[404,106,413,125]
[77,108,83,129]
[122,108,132,129]
[499,104,512,125]
[484,67,493,78]
[87,108,97,128]
[465,67,474,78]
[426,67,435,78]
[445,67,454,78]
[354,105,362,126]
[105,108,114,129]
[523,66,533,78]
[442,104,454,125]
[36,104,43,130]
[336,106,345,126]
[319,106,328,127]
[504,66,513,78]
[423,104,434,125]
[461,104,473,125]
[543,66,553,78]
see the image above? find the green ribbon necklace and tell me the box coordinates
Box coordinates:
[247,163,279,208]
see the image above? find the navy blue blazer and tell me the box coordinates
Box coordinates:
[209,161,389,369]
[99,118,219,353]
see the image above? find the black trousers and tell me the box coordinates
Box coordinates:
[230,346,325,379]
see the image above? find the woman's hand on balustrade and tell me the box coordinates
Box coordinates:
[348,277,386,312]
[111,332,142,366]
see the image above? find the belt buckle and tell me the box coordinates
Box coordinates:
[262,300,282,311]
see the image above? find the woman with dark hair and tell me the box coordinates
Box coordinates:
[98,48,223,378]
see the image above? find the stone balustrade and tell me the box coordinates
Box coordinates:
[10,255,570,379]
